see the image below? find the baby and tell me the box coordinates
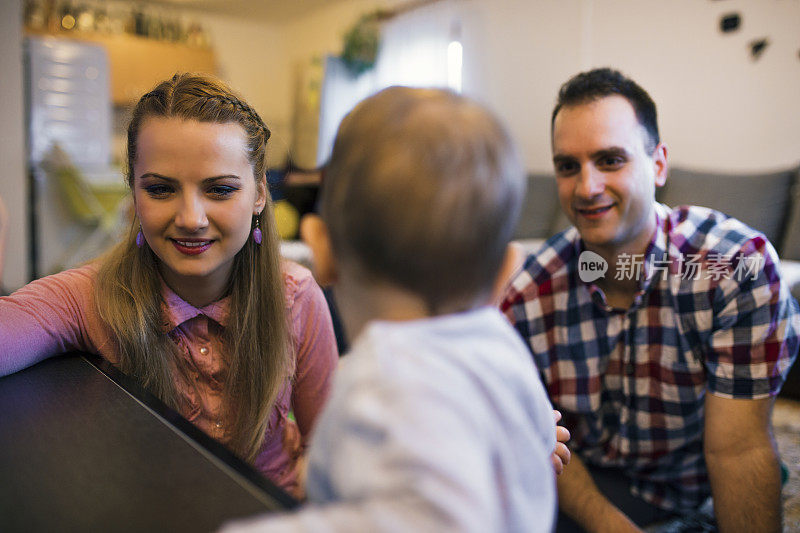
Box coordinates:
[223,86,557,532]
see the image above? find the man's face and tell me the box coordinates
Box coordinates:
[552,95,667,258]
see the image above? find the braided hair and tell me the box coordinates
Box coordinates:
[131,73,271,182]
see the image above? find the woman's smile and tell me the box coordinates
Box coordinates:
[133,117,267,303]
[170,238,215,255]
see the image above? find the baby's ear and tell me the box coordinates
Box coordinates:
[489,242,525,306]
[300,214,337,287]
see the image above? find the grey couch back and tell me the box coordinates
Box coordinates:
[513,173,560,240]
[513,167,800,260]
[780,175,800,261]
[656,168,798,256]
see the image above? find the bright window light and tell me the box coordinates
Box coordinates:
[447,40,462,93]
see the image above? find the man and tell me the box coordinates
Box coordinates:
[502,68,800,532]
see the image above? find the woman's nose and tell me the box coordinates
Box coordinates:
[174,195,208,232]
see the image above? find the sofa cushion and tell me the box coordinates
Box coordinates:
[779,170,800,262]
[513,173,560,240]
[657,168,796,249]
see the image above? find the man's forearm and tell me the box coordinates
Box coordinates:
[705,444,782,532]
[556,453,641,533]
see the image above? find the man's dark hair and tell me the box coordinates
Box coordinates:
[551,68,660,152]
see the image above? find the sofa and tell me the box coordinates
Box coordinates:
[513,166,800,398]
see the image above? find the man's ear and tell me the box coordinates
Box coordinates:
[300,214,337,287]
[489,241,525,306]
[653,142,669,187]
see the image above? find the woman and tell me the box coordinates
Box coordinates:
[0,73,338,498]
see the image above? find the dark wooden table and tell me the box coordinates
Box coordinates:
[0,353,296,532]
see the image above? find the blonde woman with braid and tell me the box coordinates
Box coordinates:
[0,74,338,498]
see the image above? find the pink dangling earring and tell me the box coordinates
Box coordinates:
[136,227,144,248]
[252,215,262,245]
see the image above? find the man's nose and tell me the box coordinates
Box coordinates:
[575,167,605,199]
[174,195,208,231]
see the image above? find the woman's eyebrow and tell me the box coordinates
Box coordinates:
[137,172,175,182]
[201,175,241,184]
[136,173,241,183]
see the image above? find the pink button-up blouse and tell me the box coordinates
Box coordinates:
[0,261,338,497]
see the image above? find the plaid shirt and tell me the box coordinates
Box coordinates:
[502,203,800,512]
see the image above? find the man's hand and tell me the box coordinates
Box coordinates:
[552,410,571,475]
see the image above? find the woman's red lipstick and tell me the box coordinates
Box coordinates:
[171,238,213,255]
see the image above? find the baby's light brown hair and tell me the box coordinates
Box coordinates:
[322,86,525,313]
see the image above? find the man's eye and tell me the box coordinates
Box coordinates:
[598,156,624,168]
[555,161,579,175]
[208,185,238,198]
[144,184,172,197]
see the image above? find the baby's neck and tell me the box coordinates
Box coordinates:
[334,274,433,342]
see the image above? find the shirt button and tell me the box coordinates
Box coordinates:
[199,346,209,355]
[215,420,223,429]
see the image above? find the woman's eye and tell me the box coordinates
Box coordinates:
[144,184,173,197]
[208,185,238,198]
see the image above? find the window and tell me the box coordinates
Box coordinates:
[316,1,463,165]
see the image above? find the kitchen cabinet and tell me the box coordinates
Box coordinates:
[25,29,217,105]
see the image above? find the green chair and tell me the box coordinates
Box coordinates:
[41,145,130,271]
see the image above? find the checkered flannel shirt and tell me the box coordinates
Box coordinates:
[502,203,800,512]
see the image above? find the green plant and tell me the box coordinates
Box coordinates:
[340,14,380,75]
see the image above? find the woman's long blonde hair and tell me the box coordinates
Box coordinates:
[95,73,292,462]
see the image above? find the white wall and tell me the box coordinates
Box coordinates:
[0,0,28,291]
[589,0,800,172]
[464,0,800,173]
[281,0,398,72]
[198,12,291,167]
[465,0,585,172]
[200,0,397,166]
[287,0,800,173]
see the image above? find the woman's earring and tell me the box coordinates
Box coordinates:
[252,215,262,245]
[136,227,144,248]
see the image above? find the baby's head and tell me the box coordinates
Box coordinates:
[321,86,525,314]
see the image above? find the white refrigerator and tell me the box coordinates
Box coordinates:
[26,35,120,277]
